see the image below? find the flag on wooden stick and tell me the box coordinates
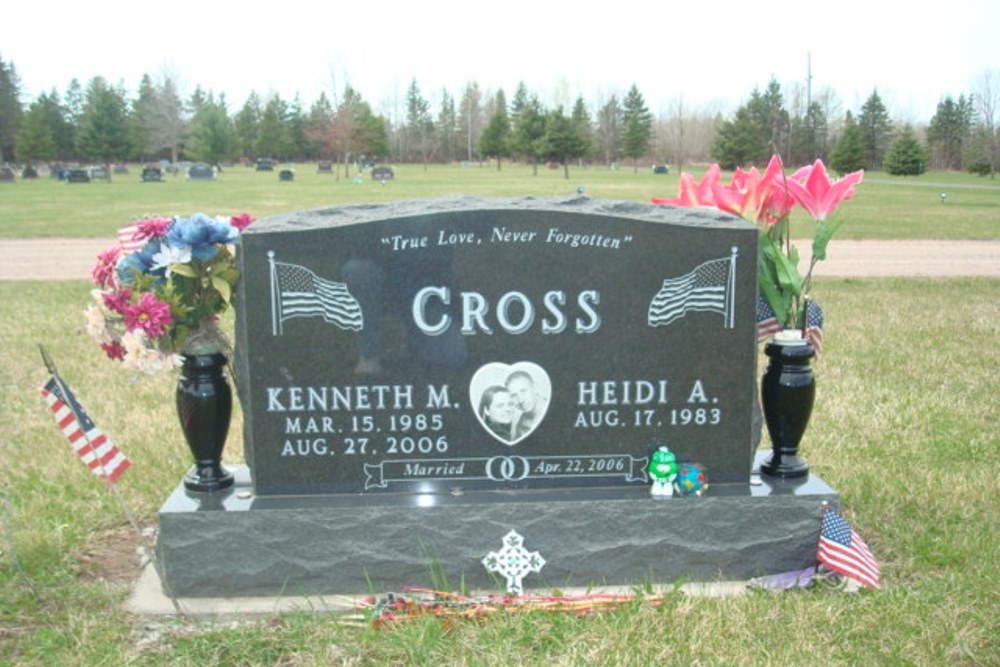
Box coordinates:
[39,349,130,483]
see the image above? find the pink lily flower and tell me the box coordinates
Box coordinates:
[712,155,787,224]
[651,164,721,207]
[785,160,864,221]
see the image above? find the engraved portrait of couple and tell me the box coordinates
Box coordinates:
[472,362,550,445]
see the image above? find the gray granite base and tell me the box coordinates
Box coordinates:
[156,453,838,598]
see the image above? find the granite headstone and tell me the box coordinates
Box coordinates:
[235,197,758,496]
[188,163,215,180]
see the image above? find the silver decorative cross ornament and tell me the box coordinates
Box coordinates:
[482,530,546,595]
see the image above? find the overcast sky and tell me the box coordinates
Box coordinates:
[3,0,997,123]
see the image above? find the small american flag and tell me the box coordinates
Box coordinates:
[756,298,823,355]
[41,376,131,483]
[818,507,880,590]
[756,297,781,342]
[117,224,145,255]
[803,300,824,355]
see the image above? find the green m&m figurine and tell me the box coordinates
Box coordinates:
[648,446,678,497]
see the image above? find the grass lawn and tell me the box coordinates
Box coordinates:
[0,167,998,664]
[0,163,998,240]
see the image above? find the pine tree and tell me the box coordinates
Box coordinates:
[621,84,653,171]
[512,93,546,175]
[830,111,866,174]
[480,89,511,171]
[15,96,57,163]
[858,90,893,170]
[76,76,131,163]
[885,125,926,175]
[0,56,24,162]
[927,95,974,170]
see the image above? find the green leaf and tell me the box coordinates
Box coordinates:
[812,218,846,261]
[211,276,231,304]
[169,263,196,278]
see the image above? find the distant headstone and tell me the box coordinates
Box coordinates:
[256,158,274,171]
[0,166,14,182]
[141,166,163,183]
[279,169,294,182]
[21,165,38,179]
[114,163,130,174]
[88,166,110,181]
[371,166,394,182]
[165,163,180,175]
[235,197,758,496]
[317,161,333,174]
[188,163,216,180]
[652,165,669,175]
[66,169,91,183]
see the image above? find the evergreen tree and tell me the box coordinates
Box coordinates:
[15,96,57,163]
[255,95,289,159]
[829,111,866,174]
[479,88,511,171]
[234,92,262,160]
[927,95,974,170]
[542,105,588,179]
[0,55,23,162]
[790,101,828,164]
[711,106,767,169]
[130,74,160,160]
[748,79,790,158]
[512,93,546,175]
[405,78,435,167]
[306,92,335,160]
[436,89,458,164]
[885,125,926,175]
[857,90,893,170]
[76,76,131,163]
[188,100,235,166]
[570,96,594,163]
[621,84,653,171]
[285,95,311,160]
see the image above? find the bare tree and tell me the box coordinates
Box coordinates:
[973,70,999,177]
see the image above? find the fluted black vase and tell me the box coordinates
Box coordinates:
[176,352,234,492]
[760,336,815,479]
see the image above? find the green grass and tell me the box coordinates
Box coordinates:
[1,163,998,240]
[2,277,998,665]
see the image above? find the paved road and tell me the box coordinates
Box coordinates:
[0,238,998,281]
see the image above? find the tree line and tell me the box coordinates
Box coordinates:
[1,56,997,178]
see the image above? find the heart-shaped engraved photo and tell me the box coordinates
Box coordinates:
[470,362,551,446]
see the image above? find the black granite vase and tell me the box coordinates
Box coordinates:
[760,335,815,478]
[176,352,234,492]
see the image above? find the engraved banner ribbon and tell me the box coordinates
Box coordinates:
[363,454,649,490]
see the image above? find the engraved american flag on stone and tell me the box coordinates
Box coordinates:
[648,249,737,329]
[269,252,363,335]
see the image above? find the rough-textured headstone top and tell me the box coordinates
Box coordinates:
[236,196,758,496]
[242,195,744,234]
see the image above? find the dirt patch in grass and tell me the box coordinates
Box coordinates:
[77,525,148,586]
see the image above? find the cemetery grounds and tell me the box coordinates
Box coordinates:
[0,165,997,665]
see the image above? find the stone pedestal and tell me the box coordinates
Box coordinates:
[156,453,838,598]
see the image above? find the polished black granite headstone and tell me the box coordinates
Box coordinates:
[235,197,759,496]
[156,197,842,599]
